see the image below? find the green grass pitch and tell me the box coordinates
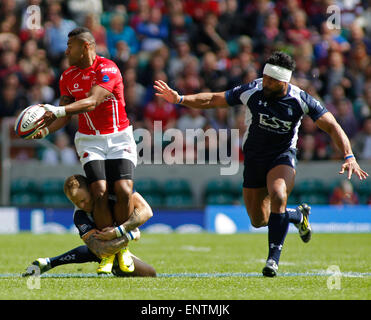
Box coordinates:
[0,233,370,300]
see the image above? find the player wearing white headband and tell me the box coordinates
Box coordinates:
[153,51,368,277]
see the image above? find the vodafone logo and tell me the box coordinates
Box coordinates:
[71,82,83,92]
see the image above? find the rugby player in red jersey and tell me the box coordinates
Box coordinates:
[34,27,137,273]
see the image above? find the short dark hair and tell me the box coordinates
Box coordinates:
[68,27,91,38]
[266,51,296,71]
[68,27,96,45]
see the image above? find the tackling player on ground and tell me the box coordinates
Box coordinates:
[23,174,156,277]
[154,51,368,277]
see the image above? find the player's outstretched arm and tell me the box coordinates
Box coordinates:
[82,229,130,259]
[315,112,369,180]
[154,79,228,109]
[94,192,153,241]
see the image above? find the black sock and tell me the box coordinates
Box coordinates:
[49,245,100,268]
[267,213,289,265]
[286,207,302,224]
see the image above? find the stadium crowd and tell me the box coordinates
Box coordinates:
[0,0,370,167]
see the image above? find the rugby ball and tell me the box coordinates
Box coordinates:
[14,104,45,139]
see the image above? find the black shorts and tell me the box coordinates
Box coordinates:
[83,159,135,185]
[243,149,297,188]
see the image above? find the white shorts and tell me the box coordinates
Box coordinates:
[74,125,137,167]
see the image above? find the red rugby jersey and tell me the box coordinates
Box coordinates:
[59,55,130,135]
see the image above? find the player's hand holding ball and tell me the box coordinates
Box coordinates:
[31,127,49,139]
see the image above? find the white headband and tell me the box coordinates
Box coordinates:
[263,63,292,83]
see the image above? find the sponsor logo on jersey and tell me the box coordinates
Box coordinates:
[258,113,292,132]
[102,74,110,82]
[101,67,118,74]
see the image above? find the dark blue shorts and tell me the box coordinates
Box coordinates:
[243,149,297,188]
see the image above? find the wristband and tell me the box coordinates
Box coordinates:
[54,106,66,118]
[127,231,134,240]
[115,225,124,238]
[177,95,184,104]
[43,104,66,118]
[344,154,355,160]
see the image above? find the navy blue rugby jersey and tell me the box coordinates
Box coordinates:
[225,78,328,160]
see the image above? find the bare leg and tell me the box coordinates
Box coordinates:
[242,187,271,228]
[113,179,134,225]
[90,180,113,229]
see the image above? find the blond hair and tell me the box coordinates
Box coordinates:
[64,174,88,198]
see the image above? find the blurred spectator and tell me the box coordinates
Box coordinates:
[334,98,359,139]
[313,21,351,65]
[183,0,220,24]
[129,0,151,30]
[41,132,78,165]
[123,67,146,109]
[136,6,169,53]
[168,40,196,80]
[297,115,329,161]
[275,0,302,31]
[83,13,108,57]
[138,47,167,87]
[285,9,311,46]
[35,71,55,103]
[0,84,28,117]
[44,2,77,65]
[292,54,313,88]
[106,13,139,58]
[325,84,347,116]
[217,0,245,42]
[191,12,226,56]
[348,22,371,54]
[352,116,371,160]
[253,11,285,54]
[320,51,353,98]
[27,84,43,106]
[0,50,21,82]
[353,82,371,121]
[329,180,359,205]
[174,55,201,93]
[336,0,364,29]
[347,41,370,98]
[166,0,194,47]
[67,0,103,26]
[144,95,178,132]
[199,51,228,92]
[124,84,145,127]
[177,108,207,132]
[356,3,371,37]
[209,107,233,132]
[243,0,275,38]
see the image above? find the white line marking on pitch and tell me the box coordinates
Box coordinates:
[1,272,370,278]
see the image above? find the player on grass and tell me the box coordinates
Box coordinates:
[23,174,156,277]
[34,27,137,235]
[154,51,368,277]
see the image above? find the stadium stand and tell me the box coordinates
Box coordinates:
[0,0,370,207]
